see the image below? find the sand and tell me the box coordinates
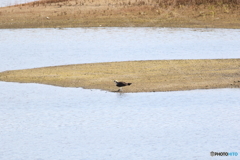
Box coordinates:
[0,0,240,28]
[0,59,239,92]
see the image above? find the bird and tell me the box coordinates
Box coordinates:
[114,80,132,92]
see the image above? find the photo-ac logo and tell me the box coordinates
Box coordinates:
[210,151,238,156]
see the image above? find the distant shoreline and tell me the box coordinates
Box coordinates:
[0,59,239,93]
[0,0,240,29]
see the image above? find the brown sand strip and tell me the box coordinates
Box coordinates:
[0,0,240,29]
[0,59,239,92]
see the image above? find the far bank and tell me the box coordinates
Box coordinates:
[0,0,240,28]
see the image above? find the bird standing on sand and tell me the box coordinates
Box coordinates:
[114,80,132,92]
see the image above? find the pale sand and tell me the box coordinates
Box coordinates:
[0,59,239,92]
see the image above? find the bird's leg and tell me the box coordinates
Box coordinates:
[118,87,122,92]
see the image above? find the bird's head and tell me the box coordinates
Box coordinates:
[114,80,118,83]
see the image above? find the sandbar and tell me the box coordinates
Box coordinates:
[0,59,239,92]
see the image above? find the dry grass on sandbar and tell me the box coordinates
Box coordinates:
[0,59,239,93]
[0,0,240,28]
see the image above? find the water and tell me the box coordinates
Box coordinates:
[0,28,240,160]
[1,82,239,160]
[0,0,35,7]
[0,28,240,72]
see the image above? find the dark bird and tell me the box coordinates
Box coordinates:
[114,80,132,92]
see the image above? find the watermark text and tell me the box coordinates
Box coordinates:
[210,151,238,156]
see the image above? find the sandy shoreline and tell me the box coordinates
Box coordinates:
[0,59,239,93]
[0,0,240,29]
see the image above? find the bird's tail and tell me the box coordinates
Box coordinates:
[127,83,132,86]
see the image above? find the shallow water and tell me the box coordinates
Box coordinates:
[0,82,239,160]
[0,28,240,160]
[0,0,35,7]
[0,28,240,72]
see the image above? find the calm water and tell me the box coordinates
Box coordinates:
[0,28,240,160]
[0,0,34,7]
[1,28,240,72]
